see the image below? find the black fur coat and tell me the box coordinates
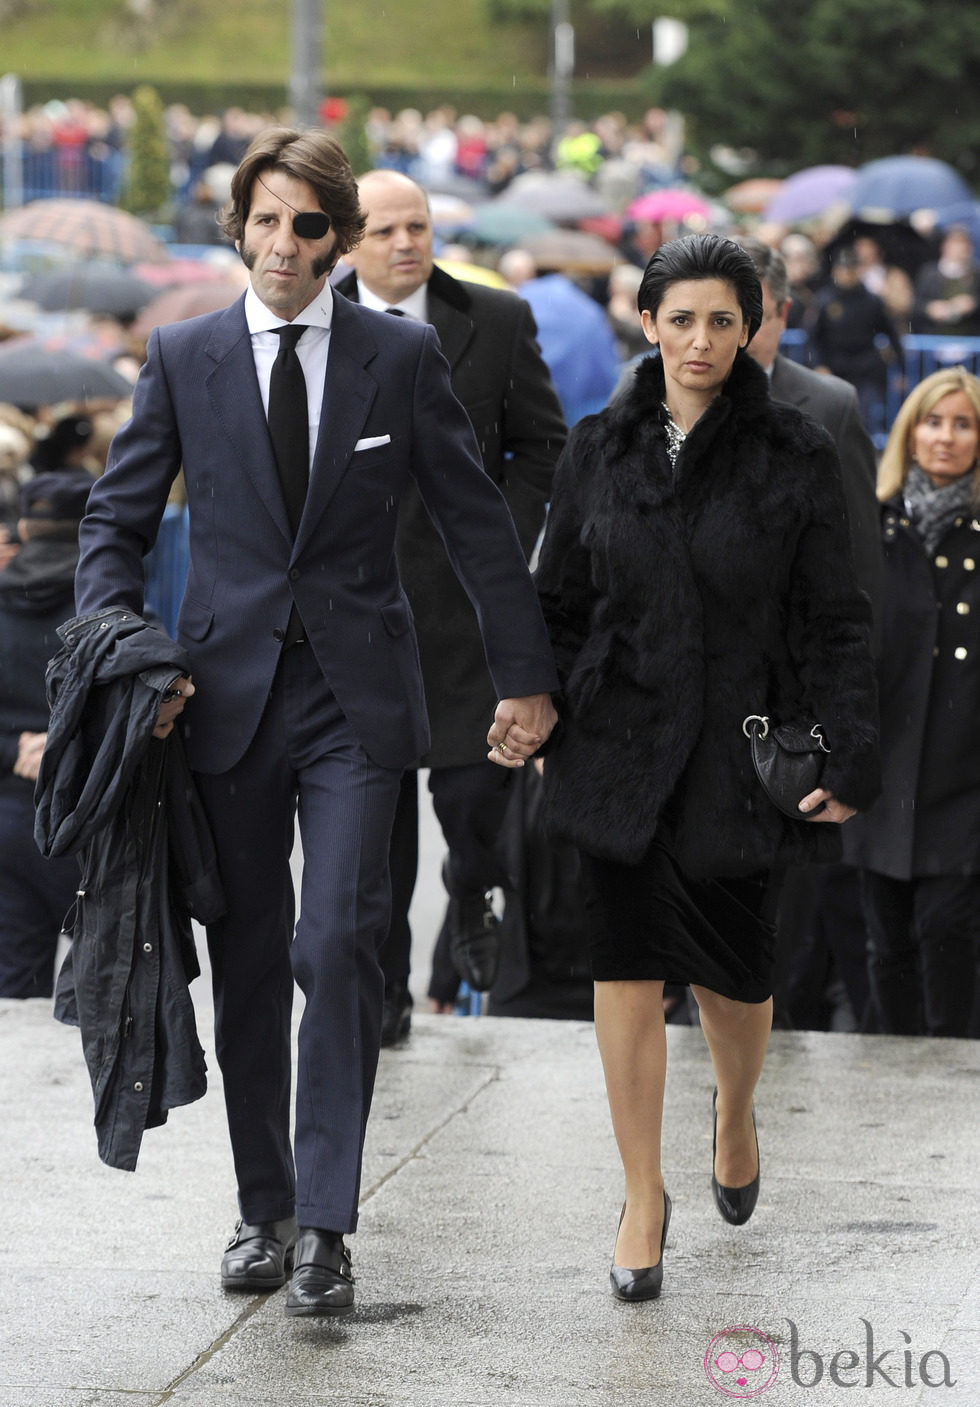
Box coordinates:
[535,350,880,876]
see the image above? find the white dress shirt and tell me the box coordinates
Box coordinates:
[355,279,429,323]
[244,282,333,466]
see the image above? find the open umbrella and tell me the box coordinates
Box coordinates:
[849,157,974,220]
[466,204,557,245]
[627,189,712,223]
[823,217,932,277]
[933,201,980,247]
[723,178,784,215]
[421,173,487,203]
[434,258,508,289]
[520,228,621,275]
[428,193,476,233]
[131,256,239,289]
[0,199,169,266]
[763,165,858,224]
[0,343,133,409]
[12,323,129,362]
[130,281,244,339]
[494,172,611,223]
[19,264,157,320]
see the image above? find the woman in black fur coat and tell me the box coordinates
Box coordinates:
[534,235,880,1301]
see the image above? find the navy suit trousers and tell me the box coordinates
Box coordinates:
[194,641,402,1233]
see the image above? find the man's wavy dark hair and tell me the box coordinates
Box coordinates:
[219,126,366,257]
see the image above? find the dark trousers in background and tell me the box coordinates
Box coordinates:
[381,762,513,997]
[0,786,79,999]
[860,869,980,1038]
[194,643,402,1235]
[772,864,870,1031]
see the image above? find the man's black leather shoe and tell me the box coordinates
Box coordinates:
[380,982,412,1047]
[448,889,501,992]
[220,1216,297,1291]
[285,1228,355,1317]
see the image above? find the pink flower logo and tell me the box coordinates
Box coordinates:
[704,1326,780,1398]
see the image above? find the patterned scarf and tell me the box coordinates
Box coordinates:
[902,462,977,558]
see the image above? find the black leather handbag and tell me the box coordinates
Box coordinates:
[742,714,829,820]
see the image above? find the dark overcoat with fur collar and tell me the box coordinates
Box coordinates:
[535,350,880,876]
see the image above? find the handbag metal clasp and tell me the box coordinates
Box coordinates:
[742,714,770,739]
[811,724,831,753]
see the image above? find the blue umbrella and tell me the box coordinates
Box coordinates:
[849,156,974,219]
[933,201,980,248]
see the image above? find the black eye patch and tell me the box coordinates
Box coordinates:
[292,211,331,240]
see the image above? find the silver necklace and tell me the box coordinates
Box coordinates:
[661,402,687,466]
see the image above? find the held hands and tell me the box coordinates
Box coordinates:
[14,731,46,782]
[798,787,856,824]
[154,675,195,739]
[487,693,557,768]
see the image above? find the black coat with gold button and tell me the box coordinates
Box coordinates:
[847,495,980,878]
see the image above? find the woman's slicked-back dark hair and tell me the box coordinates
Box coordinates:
[637,233,764,342]
[219,126,366,255]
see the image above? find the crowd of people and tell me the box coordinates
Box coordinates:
[1,109,979,1315]
[5,95,685,206]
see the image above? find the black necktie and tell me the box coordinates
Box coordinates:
[268,324,309,536]
[386,307,405,316]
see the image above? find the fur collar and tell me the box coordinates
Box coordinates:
[602,346,827,464]
[623,345,769,423]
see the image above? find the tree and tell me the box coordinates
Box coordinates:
[336,95,372,177]
[643,0,980,180]
[486,0,980,179]
[120,83,172,218]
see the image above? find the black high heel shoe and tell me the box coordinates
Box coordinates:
[609,1190,671,1302]
[711,1088,760,1226]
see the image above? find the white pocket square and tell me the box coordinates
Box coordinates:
[354,434,391,451]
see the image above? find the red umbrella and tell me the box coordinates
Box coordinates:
[131,257,236,289]
[579,214,624,244]
[131,281,244,339]
[0,199,168,265]
[627,189,712,223]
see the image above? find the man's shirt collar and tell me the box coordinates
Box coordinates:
[244,281,334,334]
[356,279,428,323]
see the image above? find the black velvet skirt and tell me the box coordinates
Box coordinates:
[586,833,779,1004]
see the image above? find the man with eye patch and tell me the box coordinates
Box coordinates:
[73,127,558,1317]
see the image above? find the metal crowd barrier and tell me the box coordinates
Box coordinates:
[780,329,980,449]
[12,150,124,205]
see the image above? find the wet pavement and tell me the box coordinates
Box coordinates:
[2,984,978,1405]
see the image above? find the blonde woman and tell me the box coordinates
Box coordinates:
[850,367,980,1036]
